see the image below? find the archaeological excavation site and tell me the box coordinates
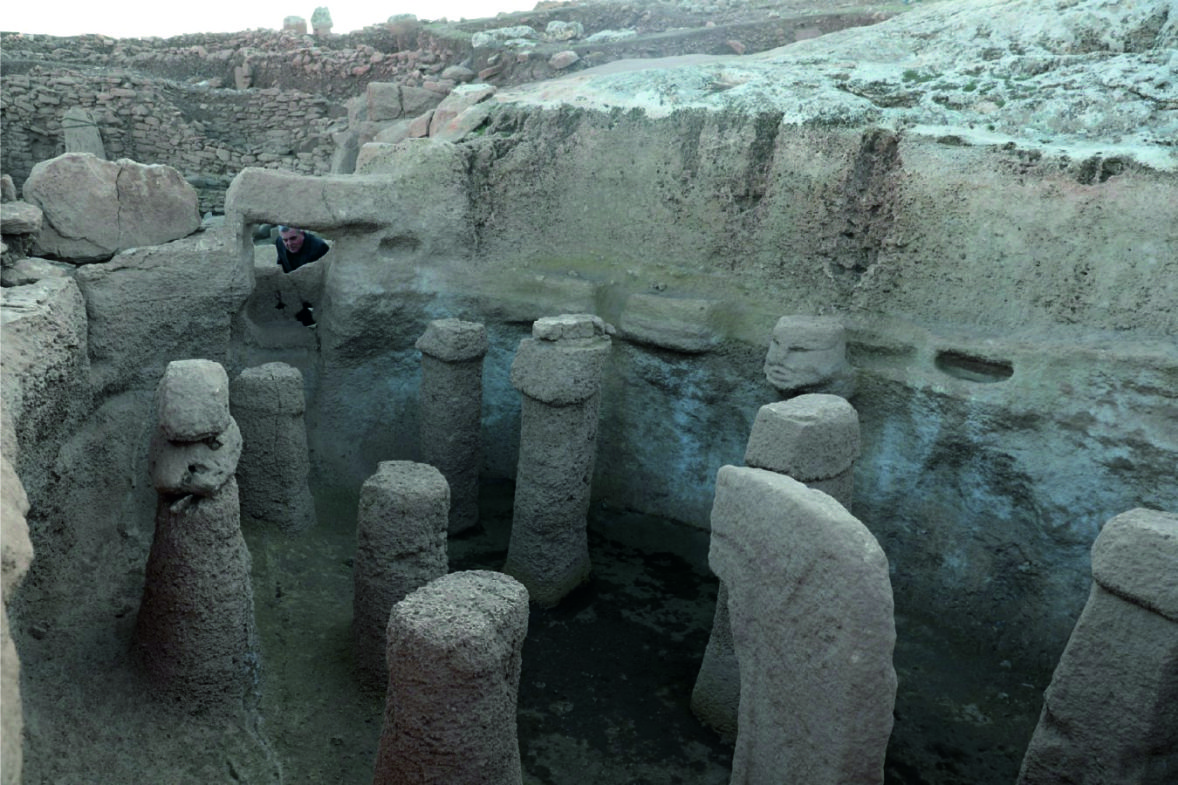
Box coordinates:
[1,0,1176,783]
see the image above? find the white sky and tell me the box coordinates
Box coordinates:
[2,1,539,39]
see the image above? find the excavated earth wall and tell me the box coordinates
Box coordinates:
[2,0,1176,782]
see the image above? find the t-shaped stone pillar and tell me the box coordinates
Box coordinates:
[694,394,862,739]
[763,315,853,397]
[416,319,489,535]
[504,314,612,607]
[373,570,529,785]
[135,359,259,711]
[1018,508,1178,784]
[352,461,449,687]
[231,362,316,533]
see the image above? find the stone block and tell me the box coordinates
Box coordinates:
[25,153,200,262]
[0,201,43,235]
[0,277,90,499]
[155,359,231,442]
[416,318,489,362]
[743,394,861,481]
[353,461,449,686]
[1091,507,1178,621]
[619,293,720,353]
[229,362,306,416]
[1018,509,1178,785]
[75,226,251,396]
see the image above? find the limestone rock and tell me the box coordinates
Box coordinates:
[0,175,15,202]
[417,319,488,534]
[0,277,90,500]
[1091,507,1178,621]
[743,394,861,481]
[229,362,306,416]
[1,456,32,599]
[230,363,316,532]
[24,153,200,262]
[511,332,611,406]
[428,83,496,138]
[533,313,613,341]
[74,225,251,396]
[134,479,259,711]
[711,466,895,785]
[149,417,243,497]
[0,257,71,287]
[0,201,43,235]
[619,293,720,353]
[763,315,851,395]
[549,51,580,71]
[415,318,489,362]
[375,570,528,785]
[431,103,494,142]
[62,107,106,159]
[353,461,450,686]
[155,359,231,442]
[441,65,475,83]
[545,21,583,41]
[1,457,32,785]
[471,26,537,48]
[1018,508,1178,785]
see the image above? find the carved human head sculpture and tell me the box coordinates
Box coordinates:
[763,315,851,395]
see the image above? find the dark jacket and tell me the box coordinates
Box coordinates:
[275,232,329,273]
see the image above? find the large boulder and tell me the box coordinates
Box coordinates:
[23,153,200,262]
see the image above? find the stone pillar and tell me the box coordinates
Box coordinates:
[2,456,33,785]
[62,107,106,160]
[283,15,308,35]
[231,362,316,533]
[352,461,449,687]
[1018,508,1178,785]
[504,314,612,607]
[415,319,488,534]
[311,6,333,36]
[134,359,259,711]
[374,570,528,785]
[693,394,862,738]
[710,465,895,785]
[763,315,853,398]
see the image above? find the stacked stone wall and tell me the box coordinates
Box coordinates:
[0,28,475,212]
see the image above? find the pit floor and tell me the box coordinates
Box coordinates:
[15,478,1039,784]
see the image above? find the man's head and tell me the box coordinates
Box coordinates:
[279,226,306,254]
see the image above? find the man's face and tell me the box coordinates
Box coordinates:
[280,229,305,253]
